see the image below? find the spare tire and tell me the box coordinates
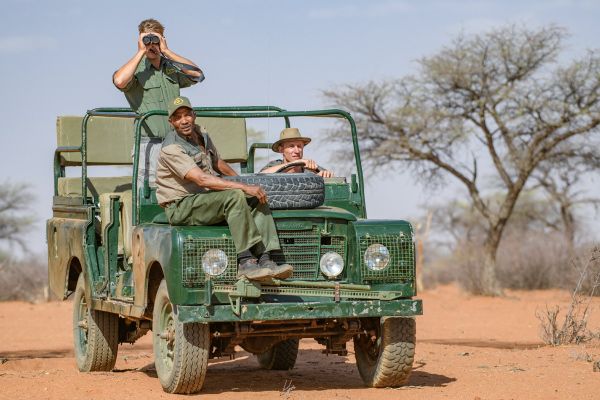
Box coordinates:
[223,173,324,210]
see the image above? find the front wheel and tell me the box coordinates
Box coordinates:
[257,338,299,370]
[354,317,416,388]
[152,280,210,394]
[72,274,119,372]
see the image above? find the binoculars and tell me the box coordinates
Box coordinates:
[142,34,160,45]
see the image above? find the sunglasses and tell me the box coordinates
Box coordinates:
[142,34,160,45]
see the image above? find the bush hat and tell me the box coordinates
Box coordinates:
[272,128,311,152]
[168,96,193,118]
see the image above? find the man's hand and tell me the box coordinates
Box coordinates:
[298,159,319,171]
[242,185,267,204]
[158,34,169,53]
[318,170,334,178]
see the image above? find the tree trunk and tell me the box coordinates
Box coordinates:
[479,230,503,296]
[560,204,576,255]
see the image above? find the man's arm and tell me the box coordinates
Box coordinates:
[260,159,319,173]
[185,167,266,204]
[216,159,238,176]
[159,35,203,78]
[261,159,334,177]
[113,33,146,89]
[259,160,284,173]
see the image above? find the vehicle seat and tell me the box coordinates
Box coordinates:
[99,190,133,263]
[57,176,132,197]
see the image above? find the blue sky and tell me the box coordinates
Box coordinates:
[1,0,599,255]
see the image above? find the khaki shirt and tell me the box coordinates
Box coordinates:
[118,57,196,138]
[156,126,220,205]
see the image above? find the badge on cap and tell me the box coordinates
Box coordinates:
[174,97,184,105]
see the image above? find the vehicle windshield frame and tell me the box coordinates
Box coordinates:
[73,107,365,224]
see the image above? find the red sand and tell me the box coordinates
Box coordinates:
[2,284,600,399]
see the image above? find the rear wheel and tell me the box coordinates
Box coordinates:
[257,338,299,370]
[72,274,119,372]
[354,317,415,387]
[153,280,210,394]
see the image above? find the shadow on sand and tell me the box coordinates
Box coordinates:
[125,348,455,394]
[0,348,72,360]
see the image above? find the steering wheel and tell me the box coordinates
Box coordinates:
[274,161,321,173]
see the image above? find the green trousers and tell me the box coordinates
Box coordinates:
[165,189,280,254]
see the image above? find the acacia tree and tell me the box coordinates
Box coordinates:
[532,147,600,251]
[324,25,600,295]
[0,181,35,253]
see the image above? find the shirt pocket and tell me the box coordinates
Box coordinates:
[141,79,163,107]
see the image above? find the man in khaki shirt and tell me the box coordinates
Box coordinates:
[156,97,292,282]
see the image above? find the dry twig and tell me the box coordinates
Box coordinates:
[536,246,600,345]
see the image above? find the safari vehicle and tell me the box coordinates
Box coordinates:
[47,106,422,394]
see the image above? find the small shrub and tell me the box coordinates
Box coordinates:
[0,255,48,302]
[536,246,600,345]
[496,232,569,290]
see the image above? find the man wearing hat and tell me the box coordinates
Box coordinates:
[260,128,334,177]
[156,96,293,282]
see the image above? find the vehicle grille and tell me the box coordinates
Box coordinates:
[181,237,238,287]
[359,233,414,283]
[272,227,345,281]
[181,226,345,287]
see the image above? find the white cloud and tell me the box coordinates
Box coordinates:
[0,36,58,53]
[308,1,411,20]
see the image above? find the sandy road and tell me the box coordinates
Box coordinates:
[2,285,600,399]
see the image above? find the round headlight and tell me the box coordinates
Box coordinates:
[320,251,344,278]
[202,249,228,276]
[364,244,390,271]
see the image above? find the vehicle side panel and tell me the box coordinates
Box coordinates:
[47,217,88,299]
[132,224,173,310]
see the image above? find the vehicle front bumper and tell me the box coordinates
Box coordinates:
[175,298,423,323]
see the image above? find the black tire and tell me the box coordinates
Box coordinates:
[223,173,324,209]
[257,338,299,370]
[72,274,119,372]
[153,280,210,394]
[354,317,416,388]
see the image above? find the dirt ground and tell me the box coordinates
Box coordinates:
[2,285,600,400]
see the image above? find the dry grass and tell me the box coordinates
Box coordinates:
[0,256,48,303]
[496,232,570,290]
[280,379,296,399]
[536,246,600,345]
[423,232,583,292]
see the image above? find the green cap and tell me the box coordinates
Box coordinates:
[167,96,193,118]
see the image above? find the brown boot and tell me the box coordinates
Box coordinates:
[259,259,293,280]
[237,258,274,282]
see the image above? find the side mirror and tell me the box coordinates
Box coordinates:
[351,174,358,193]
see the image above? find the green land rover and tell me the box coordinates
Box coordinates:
[47,106,422,394]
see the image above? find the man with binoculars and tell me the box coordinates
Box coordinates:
[113,18,204,188]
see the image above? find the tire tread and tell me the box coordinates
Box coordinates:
[73,275,119,372]
[354,317,416,388]
[153,280,209,394]
[257,338,299,370]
